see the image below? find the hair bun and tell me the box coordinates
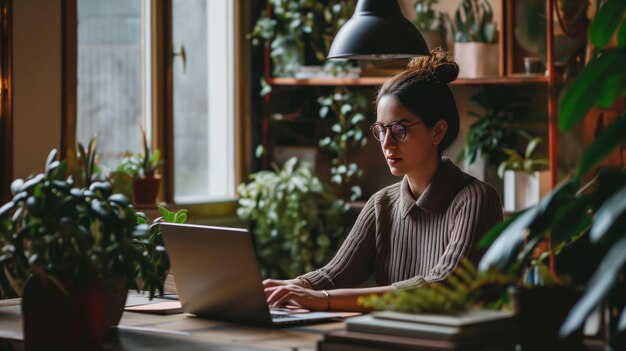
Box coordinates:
[407,48,459,84]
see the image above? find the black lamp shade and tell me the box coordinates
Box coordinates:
[327,0,430,60]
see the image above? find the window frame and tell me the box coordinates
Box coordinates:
[64,0,246,217]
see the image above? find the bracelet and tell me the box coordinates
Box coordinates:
[321,290,331,311]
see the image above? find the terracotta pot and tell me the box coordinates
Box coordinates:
[22,274,127,350]
[509,286,586,351]
[454,42,499,78]
[133,176,160,206]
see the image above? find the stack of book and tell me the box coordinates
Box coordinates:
[318,309,517,351]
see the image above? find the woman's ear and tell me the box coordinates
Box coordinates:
[432,119,448,145]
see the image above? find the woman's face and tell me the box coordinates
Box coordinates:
[375,95,444,177]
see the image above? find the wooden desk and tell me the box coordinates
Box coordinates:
[0,297,345,351]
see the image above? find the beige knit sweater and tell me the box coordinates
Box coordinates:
[300,159,503,290]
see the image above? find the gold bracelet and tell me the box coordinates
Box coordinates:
[321,290,331,311]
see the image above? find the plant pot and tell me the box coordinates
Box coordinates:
[509,286,586,351]
[454,42,499,78]
[22,274,127,350]
[503,170,550,212]
[133,176,161,206]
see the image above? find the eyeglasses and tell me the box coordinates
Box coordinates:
[370,121,423,142]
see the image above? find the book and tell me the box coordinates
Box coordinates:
[124,301,183,315]
[318,330,517,351]
[346,310,515,341]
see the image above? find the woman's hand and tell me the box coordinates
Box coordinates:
[262,278,302,288]
[264,284,329,311]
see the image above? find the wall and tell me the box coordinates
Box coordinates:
[12,0,62,179]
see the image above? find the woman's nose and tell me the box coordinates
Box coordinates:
[381,130,396,149]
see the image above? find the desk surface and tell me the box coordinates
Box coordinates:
[0,296,345,351]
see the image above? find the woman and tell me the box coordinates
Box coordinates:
[263,49,503,312]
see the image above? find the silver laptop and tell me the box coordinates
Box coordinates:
[160,222,342,327]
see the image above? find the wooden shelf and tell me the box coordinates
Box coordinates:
[266,74,548,86]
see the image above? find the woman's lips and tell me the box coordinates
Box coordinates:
[387,157,401,166]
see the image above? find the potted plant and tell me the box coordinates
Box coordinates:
[237,157,346,279]
[478,1,626,348]
[317,87,370,202]
[459,86,532,181]
[413,0,446,50]
[497,137,550,212]
[0,149,167,350]
[248,0,356,77]
[116,127,164,206]
[446,0,498,78]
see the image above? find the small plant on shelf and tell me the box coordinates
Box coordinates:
[317,87,370,201]
[497,137,549,178]
[446,0,496,43]
[115,126,164,206]
[459,86,532,168]
[414,0,446,35]
[248,0,356,77]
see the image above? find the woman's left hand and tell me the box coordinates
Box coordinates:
[264,284,329,311]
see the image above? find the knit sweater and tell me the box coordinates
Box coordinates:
[300,159,503,290]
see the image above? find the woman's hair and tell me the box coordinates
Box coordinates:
[376,48,460,154]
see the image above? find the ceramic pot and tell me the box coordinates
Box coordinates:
[503,170,550,212]
[22,274,127,350]
[133,176,161,206]
[454,42,499,78]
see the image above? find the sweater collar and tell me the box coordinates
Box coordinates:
[400,158,463,217]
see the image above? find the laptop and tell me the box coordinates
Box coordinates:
[160,222,342,327]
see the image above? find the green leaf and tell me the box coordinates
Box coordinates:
[588,0,626,48]
[576,111,626,179]
[477,212,521,248]
[559,51,626,131]
[589,185,626,242]
[619,20,626,47]
[45,149,58,175]
[524,137,542,159]
[560,236,626,337]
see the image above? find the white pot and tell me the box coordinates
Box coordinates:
[454,42,499,78]
[503,170,551,212]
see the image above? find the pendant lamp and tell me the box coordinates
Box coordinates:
[327,0,430,60]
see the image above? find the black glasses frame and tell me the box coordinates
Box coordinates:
[370,120,423,142]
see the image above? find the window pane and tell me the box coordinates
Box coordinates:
[77,0,148,170]
[172,0,235,202]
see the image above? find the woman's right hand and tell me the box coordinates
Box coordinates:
[262,278,302,289]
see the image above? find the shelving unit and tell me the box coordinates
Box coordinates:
[267,75,549,87]
[258,0,559,195]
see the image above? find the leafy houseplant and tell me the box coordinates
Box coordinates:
[413,0,446,50]
[460,86,532,169]
[237,157,346,279]
[478,1,626,348]
[446,0,498,78]
[498,137,550,212]
[248,0,356,77]
[116,126,164,206]
[317,87,369,201]
[0,149,167,349]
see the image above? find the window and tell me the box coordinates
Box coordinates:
[77,0,149,170]
[76,0,236,204]
[172,0,235,203]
